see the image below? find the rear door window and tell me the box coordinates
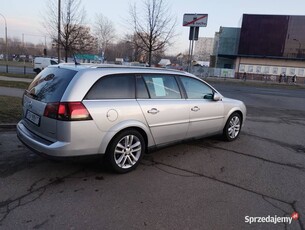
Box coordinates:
[85,74,135,99]
[26,67,77,102]
[143,75,181,99]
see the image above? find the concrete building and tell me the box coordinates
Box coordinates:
[212,27,240,68]
[214,14,305,82]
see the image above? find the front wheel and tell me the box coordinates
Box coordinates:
[223,112,242,141]
[107,129,145,173]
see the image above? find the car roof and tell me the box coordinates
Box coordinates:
[51,63,191,76]
[54,63,221,101]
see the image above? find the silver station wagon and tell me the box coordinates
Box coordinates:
[17,64,246,173]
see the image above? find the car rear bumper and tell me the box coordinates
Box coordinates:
[17,121,103,157]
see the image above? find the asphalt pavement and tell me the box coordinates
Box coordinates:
[0,76,30,97]
[0,86,24,97]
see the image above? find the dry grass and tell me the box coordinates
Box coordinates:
[0,60,33,67]
[0,72,35,79]
[0,96,22,123]
[0,80,30,89]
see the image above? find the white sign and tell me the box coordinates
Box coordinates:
[183,14,208,27]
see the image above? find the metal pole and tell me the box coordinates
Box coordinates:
[58,0,61,63]
[5,23,7,62]
[190,40,194,73]
[188,39,192,72]
[0,13,8,62]
[189,27,196,73]
[22,33,25,64]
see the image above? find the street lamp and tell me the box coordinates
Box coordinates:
[58,0,61,63]
[293,38,301,58]
[0,13,8,62]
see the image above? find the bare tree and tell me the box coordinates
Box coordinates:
[129,0,176,66]
[70,25,98,54]
[94,14,116,62]
[43,0,95,62]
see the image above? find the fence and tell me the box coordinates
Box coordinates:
[189,66,235,78]
[188,66,305,84]
[0,65,35,75]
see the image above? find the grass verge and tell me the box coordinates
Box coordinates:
[0,95,22,124]
[0,72,35,79]
[0,60,33,67]
[0,80,30,89]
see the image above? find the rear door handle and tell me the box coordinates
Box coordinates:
[191,106,200,112]
[147,108,160,114]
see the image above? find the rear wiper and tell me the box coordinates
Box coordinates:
[30,93,38,99]
[26,90,38,99]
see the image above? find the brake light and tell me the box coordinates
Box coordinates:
[44,102,59,119]
[43,102,92,121]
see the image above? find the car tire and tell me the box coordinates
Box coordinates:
[107,129,145,173]
[223,112,242,141]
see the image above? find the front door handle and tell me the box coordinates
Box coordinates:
[191,106,200,112]
[147,108,160,114]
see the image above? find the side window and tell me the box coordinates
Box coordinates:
[180,76,214,99]
[136,76,149,99]
[143,75,181,99]
[50,60,57,65]
[85,74,135,99]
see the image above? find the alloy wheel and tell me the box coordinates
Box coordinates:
[114,135,142,169]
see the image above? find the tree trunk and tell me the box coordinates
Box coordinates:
[148,47,152,67]
[65,48,68,62]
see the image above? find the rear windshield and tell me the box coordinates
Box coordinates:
[26,67,77,103]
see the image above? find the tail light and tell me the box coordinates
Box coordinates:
[44,102,92,121]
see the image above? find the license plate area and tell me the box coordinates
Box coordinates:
[26,110,41,126]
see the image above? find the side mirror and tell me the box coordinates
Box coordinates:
[213,93,222,101]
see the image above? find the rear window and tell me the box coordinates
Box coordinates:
[26,67,77,103]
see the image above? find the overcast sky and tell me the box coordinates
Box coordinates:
[1,0,305,54]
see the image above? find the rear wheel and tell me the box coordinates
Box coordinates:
[107,129,145,173]
[223,112,242,141]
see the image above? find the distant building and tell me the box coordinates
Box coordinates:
[214,14,305,80]
[194,37,214,62]
[212,27,240,68]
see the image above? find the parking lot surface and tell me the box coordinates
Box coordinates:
[1,82,305,229]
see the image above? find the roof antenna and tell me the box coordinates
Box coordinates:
[73,53,80,65]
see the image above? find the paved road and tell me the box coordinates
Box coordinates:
[0,65,35,75]
[0,86,25,97]
[0,83,305,229]
[0,76,31,97]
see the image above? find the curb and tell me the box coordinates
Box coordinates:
[0,123,17,132]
